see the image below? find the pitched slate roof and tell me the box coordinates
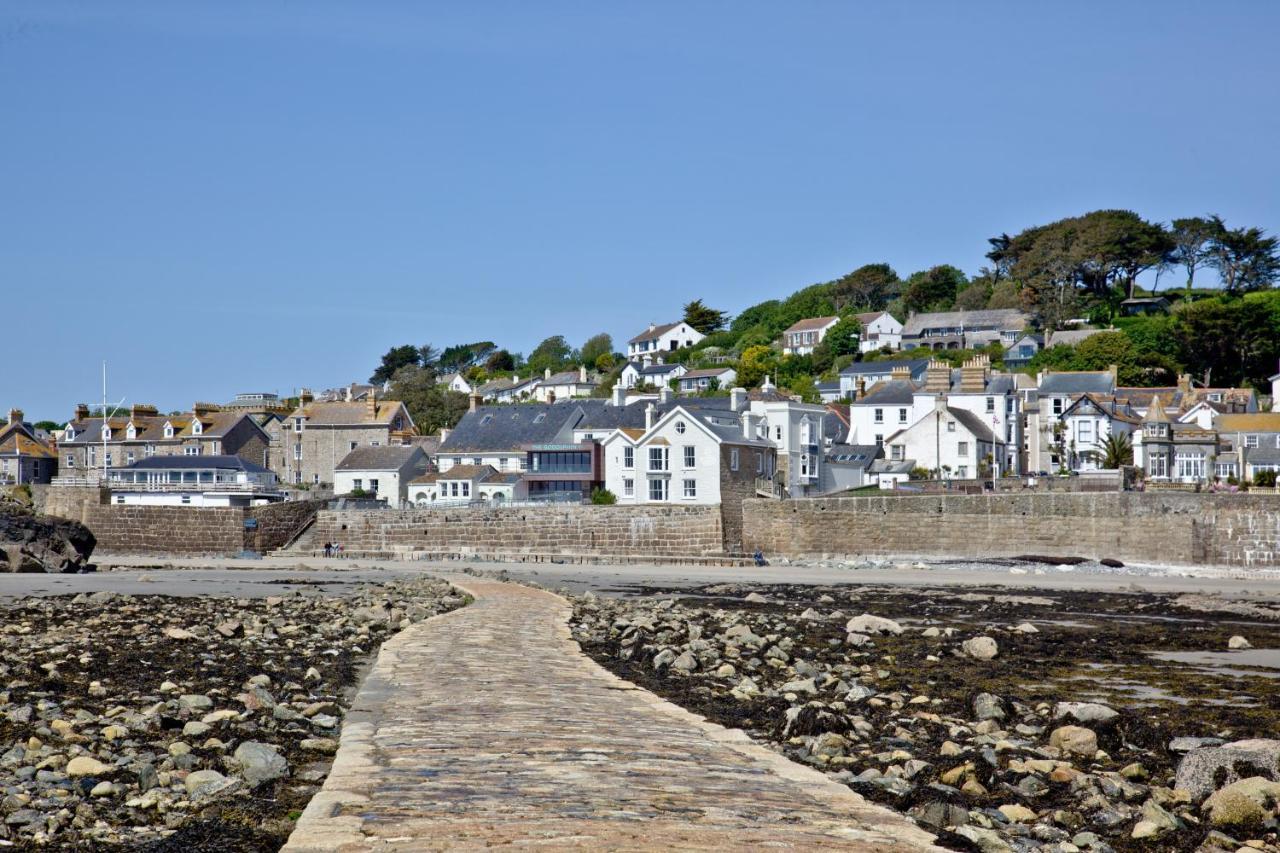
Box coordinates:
[1046,328,1106,347]
[783,316,839,334]
[335,445,423,471]
[902,309,1028,337]
[628,322,684,344]
[680,368,735,380]
[122,455,272,474]
[1038,371,1116,395]
[411,464,497,483]
[826,444,879,465]
[440,404,583,453]
[0,422,56,458]
[625,360,684,377]
[839,358,930,377]
[852,380,919,406]
[856,311,893,326]
[947,408,999,443]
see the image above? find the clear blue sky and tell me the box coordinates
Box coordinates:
[4,1,1278,420]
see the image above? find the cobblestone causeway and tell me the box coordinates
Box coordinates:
[283,575,942,851]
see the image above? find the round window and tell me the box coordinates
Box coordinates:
[675,421,686,434]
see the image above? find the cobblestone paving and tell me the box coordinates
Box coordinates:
[284,576,941,851]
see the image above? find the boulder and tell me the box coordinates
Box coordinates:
[962,636,999,660]
[66,756,114,778]
[845,614,903,635]
[1176,739,1280,803]
[0,503,95,573]
[234,741,288,785]
[1054,701,1118,725]
[1229,635,1252,650]
[1201,776,1280,829]
[1049,725,1098,757]
[973,692,1005,721]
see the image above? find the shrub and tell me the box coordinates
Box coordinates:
[590,487,617,505]
[1255,470,1278,487]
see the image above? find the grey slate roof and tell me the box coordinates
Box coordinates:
[839,358,930,377]
[947,408,999,443]
[852,380,919,406]
[826,444,879,466]
[1038,372,1116,395]
[627,322,680,344]
[441,404,583,453]
[121,455,272,474]
[626,360,684,377]
[336,445,424,471]
[869,458,915,474]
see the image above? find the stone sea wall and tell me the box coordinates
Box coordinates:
[305,504,725,558]
[742,492,1280,568]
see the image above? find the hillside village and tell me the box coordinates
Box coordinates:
[5,208,1280,511]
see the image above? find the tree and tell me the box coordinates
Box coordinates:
[439,342,497,372]
[901,265,967,313]
[1173,293,1280,387]
[594,352,616,372]
[484,349,516,372]
[580,333,613,367]
[418,344,440,369]
[1206,216,1280,293]
[370,345,422,385]
[832,263,899,311]
[953,276,994,310]
[736,345,779,388]
[810,316,862,374]
[683,299,729,334]
[1101,433,1133,469]
[526,335,573,375]
[385,365,469,436]
[1170,216,1217,292]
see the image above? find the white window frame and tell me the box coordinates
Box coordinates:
[682,478,696,498]
[683,445,696,469]
[623,478,634,497]
[648,477,668,501]
[730,448,739,471]
[623,446,634,469]
[648,446,668,472]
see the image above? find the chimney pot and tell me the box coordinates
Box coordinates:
[75,403,89,421]
[468,393,482,413]
[644,403,656,430]
[741,410,753,440]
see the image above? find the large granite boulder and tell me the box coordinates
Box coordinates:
[0,500,96,573]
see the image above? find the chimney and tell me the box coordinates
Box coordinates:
[648,322,656,333]
[544,367,552,380]
[730,387,747,411]
[468,392,482,413]
[659,385,673,404]
[923,359,949,393]
[856,378,867,400]
[366,392,378,420]
[741,410,754,440]
[299,388,314,405]
[1107,363,1118,383]
[891,365,911,382]
[1177,373,1192,394]
[192,401,217,418]
[656,354,664,365]
[131,404,158,419]
[644,403,656,430]
[8,408,22,426]
[642,354,653,368]
[959,356,988,393]
[611,384,626,407]
[761,374,775,392]
[75,403,89,421]
[548,390,557,404]
[440,428,451,442]
[579,365,588,383]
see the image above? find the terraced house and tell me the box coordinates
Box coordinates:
[59,403,270,477]
[283,393,415,486]
[0,409,58,485]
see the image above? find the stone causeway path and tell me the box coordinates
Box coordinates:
[284,575,941,851]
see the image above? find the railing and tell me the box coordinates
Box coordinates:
[108,481,280,493]
[755,477,785,499]
[51,475,104,486]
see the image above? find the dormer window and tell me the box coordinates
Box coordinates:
[102,425,112,440]
[126,424,136,440]
[65,426,75,441]
[192,420,202,435]
[163,422,174,438]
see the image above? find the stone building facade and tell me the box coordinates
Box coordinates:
[283,395,415,487]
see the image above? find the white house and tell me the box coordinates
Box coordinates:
[781,316,840,356]
[407,464,527,506]
[1024,369,1118,473]
[627,321,704,360]
[440,373,473,394]
[1057,394,1138,471]
[477,375,539,403]
[838,359,930,400]
[617,356,687,390]
[856,312,903,353]
[106,456,283,507]
[532,366,597,402]
[678,367,737,394]
[602,403,774,506]
[333,445,429,507]
[881,396,1008,480]
[436,402,585,473]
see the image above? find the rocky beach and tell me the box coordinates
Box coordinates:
[0,575,465,850]
[570,579,1280,852]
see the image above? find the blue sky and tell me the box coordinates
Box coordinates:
[4,1,1278,420]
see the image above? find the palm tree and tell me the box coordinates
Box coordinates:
[1101,433,1133,469]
